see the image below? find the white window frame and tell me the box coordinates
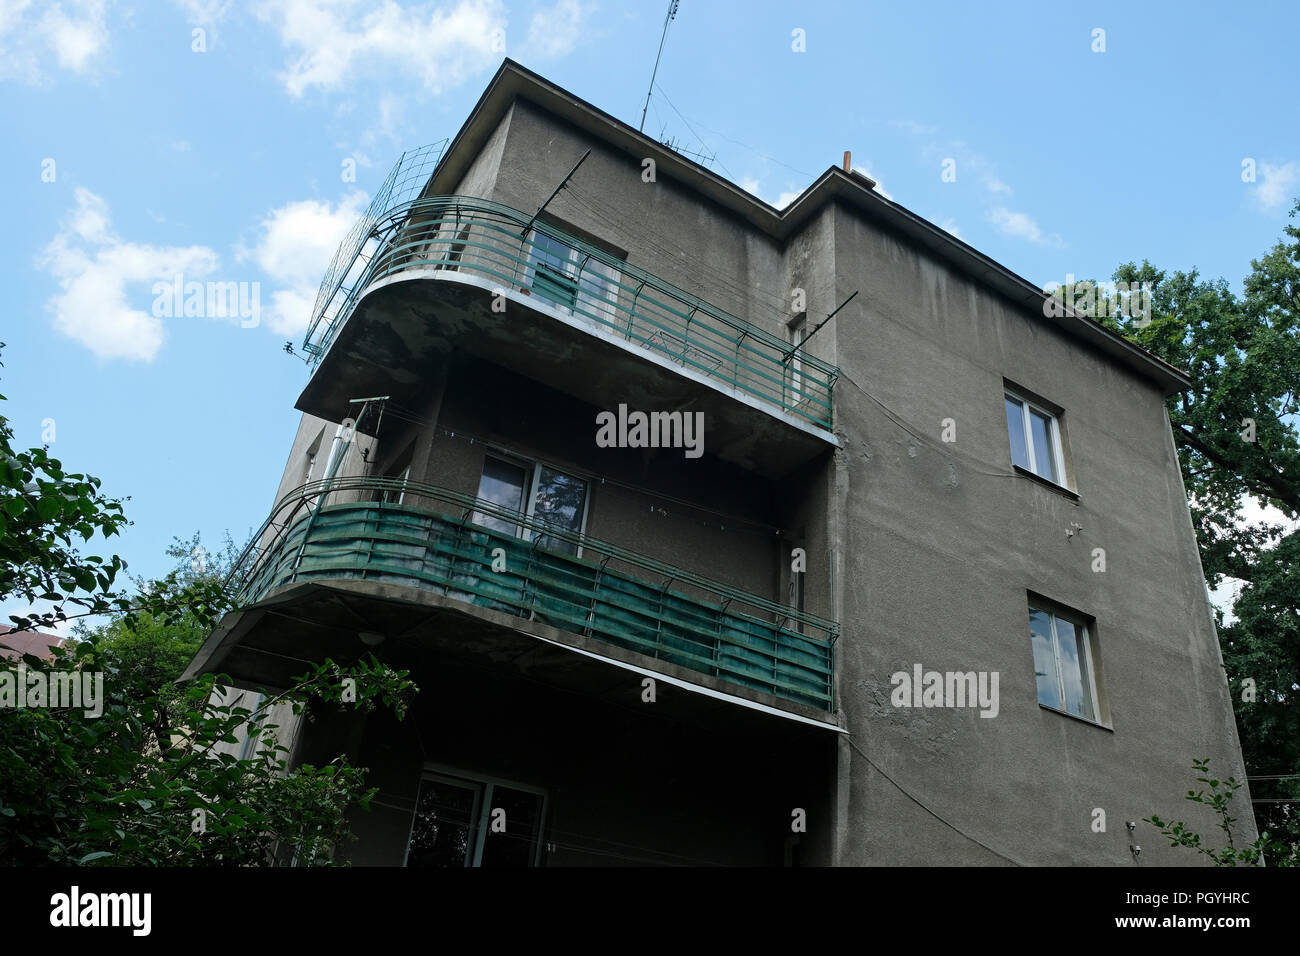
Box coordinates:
[523,230,621,323]
[522,461,592,559]
[788,315,808,404]
[403,765,549,868]
[1005,390,1066,486]
[474,455,592,559]
[1031,604,1101,722]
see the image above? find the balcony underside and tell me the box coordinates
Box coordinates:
[187,579,842,733]
[296,273,837,478]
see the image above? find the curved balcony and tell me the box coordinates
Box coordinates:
[229,477,837,712]
[296,190,840,473]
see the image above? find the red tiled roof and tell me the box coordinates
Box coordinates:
[0,625,67,661]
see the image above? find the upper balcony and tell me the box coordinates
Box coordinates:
[296,147,840,477]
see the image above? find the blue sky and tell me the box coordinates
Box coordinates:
[3,0,1298,631]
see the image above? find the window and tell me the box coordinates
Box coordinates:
[300,428,325,486]
[1028,603,1099,722]
[378,443,413,505]
[405,770,547,868]
[1004,390,1065,484]
[472,455,590,556]
[787,314,808,402]
[525,230,620,323]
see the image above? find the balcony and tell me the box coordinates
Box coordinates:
[295,150,840,476]
[224,477,837,713]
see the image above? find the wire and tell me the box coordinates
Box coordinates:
[652,82,735,181]
[560,185,796,319]
[377,402,796,541]
[847,737,1026,866]
[836,369,1022,481]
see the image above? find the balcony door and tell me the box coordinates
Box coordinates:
[405,770,547,867]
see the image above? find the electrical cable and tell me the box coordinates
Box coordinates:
[846,736,1026,866]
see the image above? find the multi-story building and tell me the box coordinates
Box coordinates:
[184,60,1254,866]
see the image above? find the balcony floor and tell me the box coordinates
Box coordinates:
[187,578,843,734]
[296,271,837,478]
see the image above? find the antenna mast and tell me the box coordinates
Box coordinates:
[639,0,680,133]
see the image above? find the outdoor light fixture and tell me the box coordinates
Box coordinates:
[359,632,386,647]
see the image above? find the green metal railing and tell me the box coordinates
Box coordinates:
[231,476,837,711]
[302,192,840,429]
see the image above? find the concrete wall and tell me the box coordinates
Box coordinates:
[463,97,796,347]
[826,201,1253,864]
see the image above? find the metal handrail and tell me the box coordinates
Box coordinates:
[301,192,841,429]
[228,475,838,643]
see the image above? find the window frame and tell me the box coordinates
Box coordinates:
[1029,602,1103,724]
[787,313,809,405]
[403,765,549,868]
[1004,389,1067,487]
[523,229,622,323]
[473,454,592,559]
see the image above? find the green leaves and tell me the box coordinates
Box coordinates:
[0,635,416,866]
[1111,200,1300,858]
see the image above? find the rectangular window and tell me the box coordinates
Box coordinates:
[1028,603,1098,721]
[472,456,528,537]
[472,455,590,556]
[788,315,808,402]
[405,770,546,868]
[525,230,620,323]
[1004,390,1065,484]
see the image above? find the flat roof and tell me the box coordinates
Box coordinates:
[428,59,1191,396]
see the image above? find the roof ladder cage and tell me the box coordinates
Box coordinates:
[303,140,448,357]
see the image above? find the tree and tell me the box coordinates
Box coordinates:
[0,638,416,865]
[0,346,419,864]
[1055,201,1300,854]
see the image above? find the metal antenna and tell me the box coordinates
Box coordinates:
[639,0,680,133]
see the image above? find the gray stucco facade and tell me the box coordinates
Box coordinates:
[188,60,1253,866]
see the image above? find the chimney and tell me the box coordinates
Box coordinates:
[843,150,851,172]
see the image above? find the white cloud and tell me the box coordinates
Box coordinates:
[241,191,369,335]
[171,0,232,24]
[982,175,1010,195]
[0,0,108,83]
[988,206,1061,246]
[891,119,935,136]
[851,164,893,201]
[1206,496,1299,624]
[939,217,961,238]
[523,0,590,58]
[737,177,801,209]
[1254,160,1299,214]
[38,188,219,362]
[257,0,506,98]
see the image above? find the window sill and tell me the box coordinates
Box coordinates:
[1039,703,1112,732]
[1012,464,1079,501]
